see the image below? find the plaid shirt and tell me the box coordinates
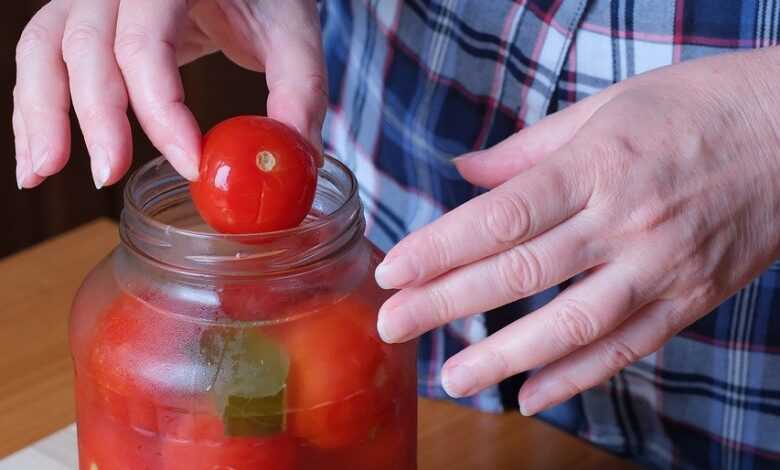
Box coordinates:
[319,1,780,468]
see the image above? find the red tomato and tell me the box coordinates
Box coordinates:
[87,293,162,432]
[217,280,307,322]
[275,294,391,448]
[346,416,416,470]
[87,292,204,431]
[78,413,159,470]
[89,294,146,396]
[161,414,297,470]
[298,411,416,470]
[190,116,318,234]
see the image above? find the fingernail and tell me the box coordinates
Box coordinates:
[31,149,49,176]
[375,257,417,289]
[376,313,393,343]
[16,158,45,189]
[165,144,199,181]
[442,363,476,398]
[518,382,543,417]
[452,150,484,163]
[15,159,25,189]
[376,304,413,344]
[90,145,111,189]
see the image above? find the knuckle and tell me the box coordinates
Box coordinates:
[426,285,457,326]
[497,245,544,298]
[13,87,45,114]
[77,103,124,125]
[483,191,533,245]
[606,132,644,161]
[16,21,51,62]
[663,283,714,335]
[114,30,146,65]
[296,73,329,99]
[680,254,709,282]
[417,230,453,274]
[662,305,688,338]
[114,25,165,66]
[482,344,512,380]
[552,300,599,348]
[62,23,103,62]
[12,85,33,109]
[598,338,639,372]
[557,374,586,398]
[623,194,669,234]
[266,73,329,117]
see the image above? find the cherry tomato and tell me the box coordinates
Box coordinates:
[274,294,391,448]
[190,116,318,234]
[161,414,297,470]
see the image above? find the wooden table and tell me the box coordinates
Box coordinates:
[0,219,635,469]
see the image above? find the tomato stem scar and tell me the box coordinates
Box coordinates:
[256,151,277,172]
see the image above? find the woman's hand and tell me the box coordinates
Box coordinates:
[13,0,326,189]
[374,47,780,415]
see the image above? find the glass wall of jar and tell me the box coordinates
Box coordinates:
[70,156,417,470]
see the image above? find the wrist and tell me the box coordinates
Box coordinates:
[715,48,780,260]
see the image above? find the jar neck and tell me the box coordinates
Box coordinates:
[119,155,365,279]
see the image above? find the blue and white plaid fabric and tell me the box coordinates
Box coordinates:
[320,1,780,468]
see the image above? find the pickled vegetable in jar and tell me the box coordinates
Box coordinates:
[70,156,418,470]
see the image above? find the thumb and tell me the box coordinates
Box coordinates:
[192,0,328,163]
[456,88,616,188]
[263,3,327,164]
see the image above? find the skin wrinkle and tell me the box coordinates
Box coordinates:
[12,0,780,418]
[12,0,327,187]
[187,1,266,71]
[376,47,780,410]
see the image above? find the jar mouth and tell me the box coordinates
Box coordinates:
[120,155,364,277]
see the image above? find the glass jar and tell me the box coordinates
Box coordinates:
[69,156,417,470]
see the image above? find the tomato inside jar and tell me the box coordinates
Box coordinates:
[70,154,417,470]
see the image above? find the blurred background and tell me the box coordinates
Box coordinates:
[2,2,271,259]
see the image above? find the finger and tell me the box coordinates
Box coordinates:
[63,0,131,188]
[375,158,594,289]
[15,0,72,178]
[262,1,327,159]
[455,85,620,189]
[377,214,604,343]
[176,18,217,66]
[114,0,200,181]
[439,262,655,398]
[13,105,44,189]
[185,2,261,70]
[516,297,693,416]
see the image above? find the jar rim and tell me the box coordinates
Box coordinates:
[124,154,358,241]
[119,154,365,277]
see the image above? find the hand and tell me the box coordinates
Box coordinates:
[13,0,326,189]
[374,47,780,415]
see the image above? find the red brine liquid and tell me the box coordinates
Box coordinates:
[73,290,417,470]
